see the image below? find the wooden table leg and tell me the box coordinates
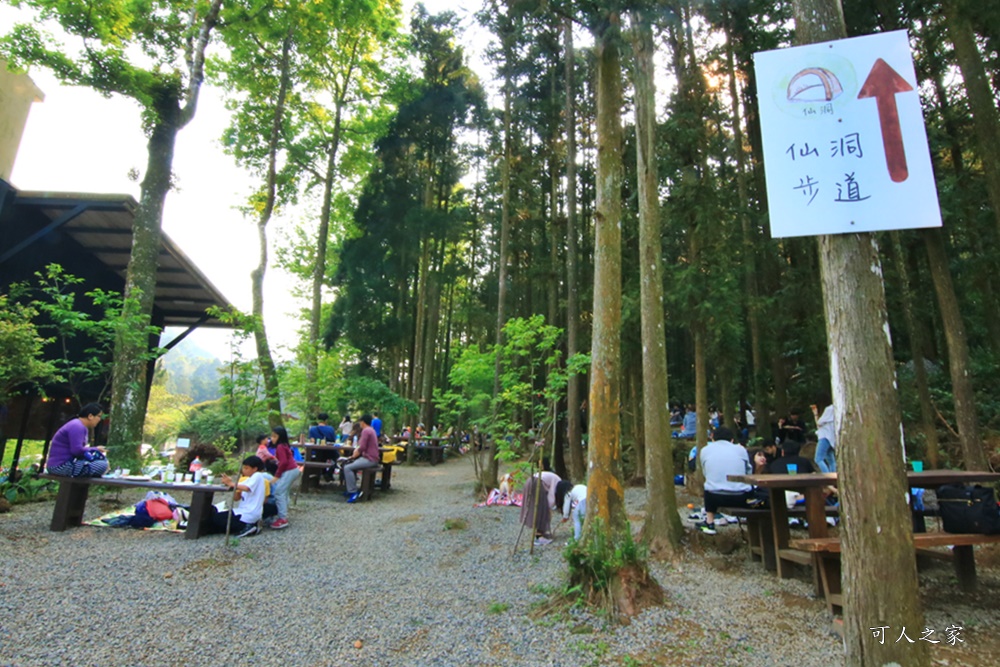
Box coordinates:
[381,464,392,491]
[953,545,977,591]
[186,491,216,539]
[770,488,793,578]
[50,480,89,531]
[804,487,829,596]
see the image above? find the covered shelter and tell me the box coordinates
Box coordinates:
[0,178,236,474]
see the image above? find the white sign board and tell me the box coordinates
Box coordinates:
[754,30,941,238]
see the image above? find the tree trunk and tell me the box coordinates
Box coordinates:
[923,229,986,469]
[793,1,928,664]
[564,17,585,484]
[724,16,767,440]
[108,113,179,453]
[944,0,1000,235]
[889,232,940,468]
[488,39,514,490]
[105,0,222,453]
[630,9,682,555]
[250,33,294,429]
[585,13,627,537]
[306,138,340,415]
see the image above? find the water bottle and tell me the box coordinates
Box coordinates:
[189,456,203,476]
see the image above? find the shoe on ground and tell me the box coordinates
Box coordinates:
[270,518,289,530]
[696,522,717,535]
[718,512,738,524]
[533,537,553,546]
[237,524,260,538]
[347,491,362,504]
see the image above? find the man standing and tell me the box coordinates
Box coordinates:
[371,411,383,439]
[344,414,380,503]
[308,413,337,443]
[697,426,752,535]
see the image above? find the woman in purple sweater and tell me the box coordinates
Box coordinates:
[45,403,109,477]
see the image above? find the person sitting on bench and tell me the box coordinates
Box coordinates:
[212,455,267,538]
[768,439,816,475]
[343,414,380,504]
[697,427,752,535]
[45,403,109,478]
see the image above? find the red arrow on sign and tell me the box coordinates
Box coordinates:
[857,58,914,183]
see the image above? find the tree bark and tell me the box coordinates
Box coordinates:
[944,0,1000,235]
[584,12,628,546]
[488,29,514,489]
[889,232,940,468]
[564,17,585,484]
[923,228,986,469]
[250,32,294,429]
[630,9,682,555]
[109,112,178,453]
[107,0,223,451]
[793,1,928,664]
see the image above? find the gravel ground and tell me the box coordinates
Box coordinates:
[1,458,998,667]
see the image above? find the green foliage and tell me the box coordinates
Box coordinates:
[564,518,648,602]
[0,468,56,504]
[13,264,161,404]
[143,367,192,447]
[0,294,55,404]
[443,517,468,530]
[488,315,589,463]
[486,601,509,614]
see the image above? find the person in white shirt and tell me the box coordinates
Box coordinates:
[697,427,752,535]
[812,393,837,473]
[210,455,267,538]
[556,482,588,540]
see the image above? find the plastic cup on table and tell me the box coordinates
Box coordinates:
[787,463,798,475]
[911,461,924,473]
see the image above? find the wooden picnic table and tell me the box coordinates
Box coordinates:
[298,443,394,494]
[391,436,449,465]
[727,469,1000,613]
[39,473,230,540]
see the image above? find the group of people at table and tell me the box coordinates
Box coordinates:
[42,404,385,538]
[693,395,838,536]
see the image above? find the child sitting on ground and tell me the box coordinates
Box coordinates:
[211,455,267,538]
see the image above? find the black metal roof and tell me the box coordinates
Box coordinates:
[0,185,234,327]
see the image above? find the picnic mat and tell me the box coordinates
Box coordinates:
[475,488,523,507]
[85,508,183,532]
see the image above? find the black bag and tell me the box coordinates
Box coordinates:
[936,485,1000,534]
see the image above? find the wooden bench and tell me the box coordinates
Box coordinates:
[359,466,384,501]
[39,473,230,540]
[790,532,1000,614]
[721,505,839,574]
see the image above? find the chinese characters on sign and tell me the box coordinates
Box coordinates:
[869,625,964,646]
[754,30,942,237]
[785,133,871,206]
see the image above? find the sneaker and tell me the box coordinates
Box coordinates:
[718,512,738,524]
[236,524,260,538]
[270,518,289,530]
[688,510,705,520]
[347,491,362,504]
[533,537,553,546]
[696,522,717,535]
